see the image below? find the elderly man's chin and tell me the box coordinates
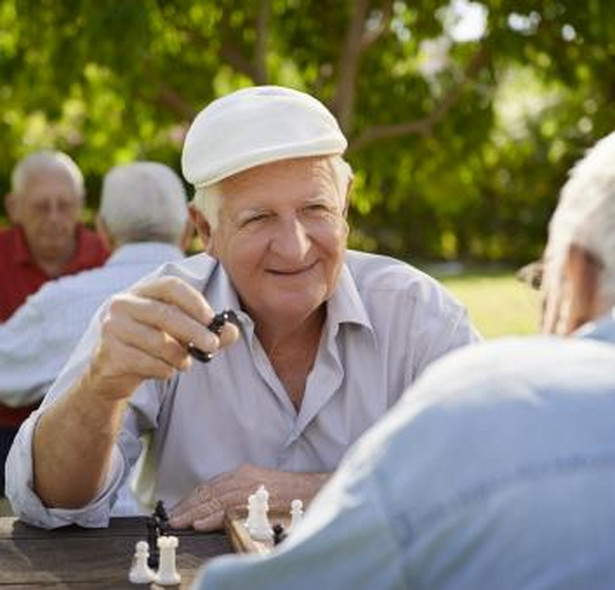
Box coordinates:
[38,232,74,257]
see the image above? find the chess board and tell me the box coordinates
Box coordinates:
[224,507,290,555]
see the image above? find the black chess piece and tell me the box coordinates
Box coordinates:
[188,309,240,362]
[272,523,287,546]
[154,500,169,535]
[146,516,160,569]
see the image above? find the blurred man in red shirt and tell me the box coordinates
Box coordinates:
[1,150,108,321]
[0,150,108,491]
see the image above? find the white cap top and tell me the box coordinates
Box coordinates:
[182,86,347,188]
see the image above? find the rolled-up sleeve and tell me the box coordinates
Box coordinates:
[4,303,148,529]
[5,408,128,528]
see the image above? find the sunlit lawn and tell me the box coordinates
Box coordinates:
[435,271,542,339]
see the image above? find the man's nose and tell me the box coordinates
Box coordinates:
[272,217,311,260]
[46,202,66,222]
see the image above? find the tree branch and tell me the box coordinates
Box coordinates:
[219,10,259,81]
[253,0,271,85]
[156,85,197,120]
[332,0,371,134]
[349,44,489,153]
[361,1,393,49]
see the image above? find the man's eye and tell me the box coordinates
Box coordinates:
[305,204,328,213]
[242,214,269,226]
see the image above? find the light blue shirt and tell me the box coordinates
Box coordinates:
[0,242,184,407]
[6,250,479,529]
[196,308,615,589]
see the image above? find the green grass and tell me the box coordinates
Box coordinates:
[436,271,541,339]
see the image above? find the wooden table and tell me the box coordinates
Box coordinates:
[0,516,233,588]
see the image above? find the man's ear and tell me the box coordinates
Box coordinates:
[95,215,115,251]
[5,193,19,223]
[189,203,214,253]
[562,243,603,333]
[178,218,195,252]
[342,175,354,217]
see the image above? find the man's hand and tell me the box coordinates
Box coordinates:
[168,463,330,531]
[87,276,240,401]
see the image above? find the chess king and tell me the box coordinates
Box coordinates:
[6,86,479,531]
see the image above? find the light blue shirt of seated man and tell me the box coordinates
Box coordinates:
[195,133,615,588]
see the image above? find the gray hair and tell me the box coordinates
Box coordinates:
[11,150,85,198]
[192,155,353,230]
[547,131,615,304]
[100,162,188,245]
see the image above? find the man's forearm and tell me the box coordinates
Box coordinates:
[32,369,127,508]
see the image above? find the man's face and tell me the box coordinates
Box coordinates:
[13,167,82,259]
[210,157,349,327]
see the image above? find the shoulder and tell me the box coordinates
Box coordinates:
[405,335,615,410]
[344,250,467,322]
[141,252,219,291]
[0,226,19,251]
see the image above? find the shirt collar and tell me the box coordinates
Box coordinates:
[10,223,98,270]
[326,262,375,337]
[106,242,185,267]
[9,226,33,266]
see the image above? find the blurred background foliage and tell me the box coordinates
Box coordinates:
[1,0,614,265]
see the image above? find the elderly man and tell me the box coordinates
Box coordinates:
[0,150,108,495]
[1,150,108,321]
[7,86,479,530]
[197,132,615,588]
[0,162,189,497]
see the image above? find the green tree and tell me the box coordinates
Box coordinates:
[1,0,614,262]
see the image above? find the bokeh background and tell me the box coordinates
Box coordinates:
[2,0,613,334]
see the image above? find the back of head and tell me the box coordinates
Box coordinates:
[547,132,615,303]
[99,162,188,246]
[11,150,84,198]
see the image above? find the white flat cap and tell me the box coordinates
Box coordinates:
[181,86,347,188]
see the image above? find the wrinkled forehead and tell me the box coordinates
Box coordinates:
[219,156,339,200]
[20,166,82,202]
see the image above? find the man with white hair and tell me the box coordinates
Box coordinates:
[0,150,108,321]
[0,150,108,497]
[7,86,479,530]
[196,132,615,588]
[0,162,190,498]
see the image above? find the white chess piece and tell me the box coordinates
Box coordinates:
[155,535,181,586]
[249,484,273,542]
[244,492,257,531]
[289,499,304,532]
[128,540,156,584]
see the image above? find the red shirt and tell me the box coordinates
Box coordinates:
[0,224,109,427]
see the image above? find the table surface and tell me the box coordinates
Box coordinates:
[0,516,233,588]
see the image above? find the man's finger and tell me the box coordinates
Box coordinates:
[193,511,225,532]
[104,315,192,371]
[111,294,219,354]
[136,276,214,325]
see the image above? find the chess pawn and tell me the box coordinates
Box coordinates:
[249,485,273,542]
[289,499,303,532]
[155,535,181,586]
[128,540,156,584]
[244,493,257,530]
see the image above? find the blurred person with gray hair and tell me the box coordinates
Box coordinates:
[1,162,190,498]
[7,86,479,530]
[0,150,108,498]
[196,132,615,589]
[0,150,108,322]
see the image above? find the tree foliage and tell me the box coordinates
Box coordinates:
[1,0,614,262]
